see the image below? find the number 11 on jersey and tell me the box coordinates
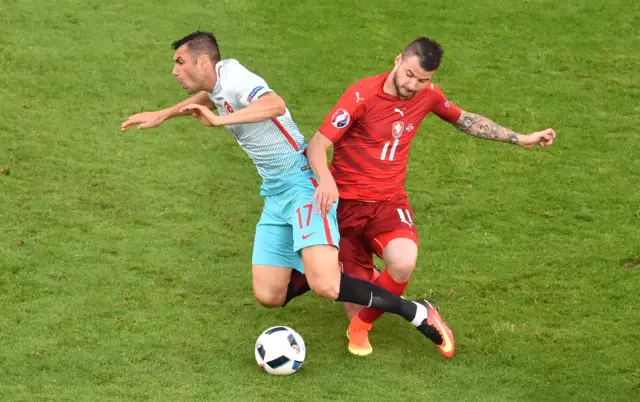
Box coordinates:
[380,139,399,161]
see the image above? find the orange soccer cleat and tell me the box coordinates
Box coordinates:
[346,315,373,356]
[414,298,455,359]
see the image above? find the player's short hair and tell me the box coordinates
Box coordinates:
[402,37,443,72]
[172,31,220,64]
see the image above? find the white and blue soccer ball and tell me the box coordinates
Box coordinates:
[254,326,306,375]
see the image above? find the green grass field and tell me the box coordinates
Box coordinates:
[1,0,639,400]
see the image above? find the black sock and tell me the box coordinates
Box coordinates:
[282,270,310,306]
[336,273,417,321]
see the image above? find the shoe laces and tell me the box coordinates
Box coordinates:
[417,320,444,345]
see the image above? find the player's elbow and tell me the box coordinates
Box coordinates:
[306,134,320,157]
[271,96,286,117]
[309,132,332,151]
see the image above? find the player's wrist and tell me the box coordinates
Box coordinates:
[159,108,174,120]
[510,133,523,146]
[317,169,335,184]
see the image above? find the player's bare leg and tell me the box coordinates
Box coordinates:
[300,245,341,299]
[347,238,417,355]
[252,265,294,307]
[300,244,453,357]
[383,238,418,283]
[344,302,362,320]
[252,265,310,307]
[348,237,455,358]
[386,238,455,358]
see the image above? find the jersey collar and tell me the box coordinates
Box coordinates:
[376,72,405,101]
[212,59,226,94]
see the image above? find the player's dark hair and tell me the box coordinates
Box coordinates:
[172,31,221,64]
[402,37,443,72]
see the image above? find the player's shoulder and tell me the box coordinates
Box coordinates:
[217,58,248,79]
[421,82,446,98]
[221,58,267,80]
[217,59,267,91]
[336,73,387,110]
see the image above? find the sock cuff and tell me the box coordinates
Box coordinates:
[378,269,409,295]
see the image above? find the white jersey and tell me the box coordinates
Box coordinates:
[207,59,310,195]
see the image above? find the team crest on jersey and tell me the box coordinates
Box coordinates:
[224,101,234,114]
[331,109,350,129]
[392,121,405,139]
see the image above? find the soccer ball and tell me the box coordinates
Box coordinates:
[254,326,306,375]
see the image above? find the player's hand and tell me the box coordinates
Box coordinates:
[180,103,219,127]
[519,128,556,148]
[121,110,168,131]
[311,176,339,216]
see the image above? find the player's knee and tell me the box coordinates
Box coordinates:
[305,266,340,299]
[384,238,418,282]
[300,245,341,300]
[253,286,286,308]
[254,292,286,308]
[385,254,417,282]
[307,277,339,300]
[387,261,415,283]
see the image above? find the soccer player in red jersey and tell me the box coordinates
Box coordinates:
[306,37,556,357]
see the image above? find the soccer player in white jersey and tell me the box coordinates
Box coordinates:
[121,31,455,355]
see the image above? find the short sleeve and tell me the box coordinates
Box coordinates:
[224,62,274,107]
[429,85,462,123]
[318,85,364,143]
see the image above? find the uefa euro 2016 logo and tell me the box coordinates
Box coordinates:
[331,109,350,129]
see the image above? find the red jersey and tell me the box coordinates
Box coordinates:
[319,73,462,201]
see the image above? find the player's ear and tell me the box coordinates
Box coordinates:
[197,54,209,70]
[394,54,403,66]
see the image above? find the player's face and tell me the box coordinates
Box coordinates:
[172,46,206,94]
[392,55,436,99]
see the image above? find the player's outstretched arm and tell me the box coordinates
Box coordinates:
[217,92,286,125]
[181,93,286,127]
[307,132,339,215]
[453,110,556,148]
[121,91,213,132]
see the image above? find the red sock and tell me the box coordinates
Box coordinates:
[358,269,409,324]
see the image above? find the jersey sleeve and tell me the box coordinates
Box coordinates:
[318,85,364,143]
[429,85,463,123]
[206,92,218,109]
[225,63,274,107]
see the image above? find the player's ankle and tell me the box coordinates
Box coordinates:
[410,302,428,326]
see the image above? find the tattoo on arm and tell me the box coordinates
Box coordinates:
[455,111,520,144]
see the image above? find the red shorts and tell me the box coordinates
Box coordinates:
[337,193,419,282]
